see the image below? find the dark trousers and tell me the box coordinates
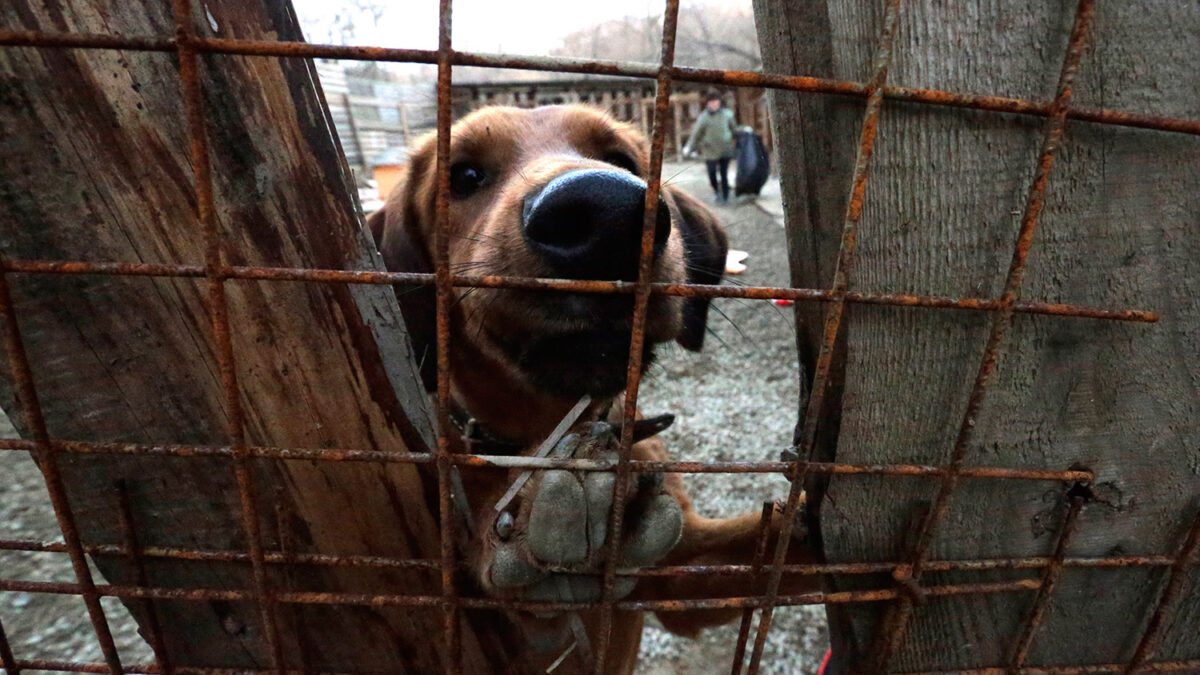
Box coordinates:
[705,158,730,198]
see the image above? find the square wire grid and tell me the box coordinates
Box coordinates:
[0,0,1198,673]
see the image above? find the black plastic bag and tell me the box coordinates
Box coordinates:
[734,128,770,196]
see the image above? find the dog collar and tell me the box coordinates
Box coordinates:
[449,402,676,456]
[448,405,526,455]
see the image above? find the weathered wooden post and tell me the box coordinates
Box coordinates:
[754,0,1200,670]
[0,0,529,670]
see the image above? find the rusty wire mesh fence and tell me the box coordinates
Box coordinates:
[0,0,1198,673]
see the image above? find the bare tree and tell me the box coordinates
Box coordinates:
[546,2,760,71]
[677,4,762,70]
[553,14,663,64]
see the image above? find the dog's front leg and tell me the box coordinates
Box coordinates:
[635,474,822,638]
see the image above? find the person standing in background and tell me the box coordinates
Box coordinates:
[684,91,738,205]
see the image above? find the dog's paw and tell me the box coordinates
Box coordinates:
[481,422,683,606]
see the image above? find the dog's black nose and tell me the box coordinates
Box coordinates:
[522,169,671,280]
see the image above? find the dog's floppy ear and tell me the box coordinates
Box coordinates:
[665,185,728,351]
[371,140,438,391]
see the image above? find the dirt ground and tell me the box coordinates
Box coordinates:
[0,161,828,673]
[0,413,154,668]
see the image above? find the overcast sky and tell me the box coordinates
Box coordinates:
[291,0,744,55]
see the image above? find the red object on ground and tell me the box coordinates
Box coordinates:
[817,649,832,675]
[772,298,795,306]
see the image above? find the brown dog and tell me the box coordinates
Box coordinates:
[369,105,815,673]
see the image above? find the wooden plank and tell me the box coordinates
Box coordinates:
[754,0,1200,671]
[341,92,368,170]
[0,1,527,671]
[673,99,684,160]
[399,102,411,145]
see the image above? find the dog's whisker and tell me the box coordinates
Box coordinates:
[704,323,734,351]
[707,289,799,338]
[461,295,492,340]
[682,262,729,277]
[451,287,479,311]
[471,291,505,343]
[719,295,757,311]
[415,344,431,379]
[711,302,759,353]
[661,164,694,187]
[763,298,799,337]
[450,260,493,271]
[450,232,501,245]
[681,262,755,289]
[393,284,431,299]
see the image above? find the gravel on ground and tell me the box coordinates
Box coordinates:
[636,163,827,674]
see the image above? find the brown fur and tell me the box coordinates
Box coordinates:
[369,105,818,673]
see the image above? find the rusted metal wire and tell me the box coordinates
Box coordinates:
[0,437,1098,481]
[432,0,463,672]
[0,0,1192,671]
[872,1,1098,669]
[169,0,285,669]
[10,659,1200,675]
[3,537,1191,581]
[0,615,18,675]
[0,575,1042,612]
[1,30,1198,137]
[747,1,902,673]
[8,662,331,675]
[1009,494,1086,670]
[730,502,776,675]
[1124,509,1200,673]
[904,663,1200,675]
[593,1,682,670]
[116,482,173,674]
[0,259,1160,323]
[0,271,124,674]
[460,457,1096,480]
[459,455,1095,480]
[0,438,433,463]
[0,538,444,571]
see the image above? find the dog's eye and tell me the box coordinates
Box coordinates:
[449,163,487,198]
[602,152,640,175]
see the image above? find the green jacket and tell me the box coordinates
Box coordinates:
[685,108,737,160]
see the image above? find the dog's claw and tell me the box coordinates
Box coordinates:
[495,510,515,540]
